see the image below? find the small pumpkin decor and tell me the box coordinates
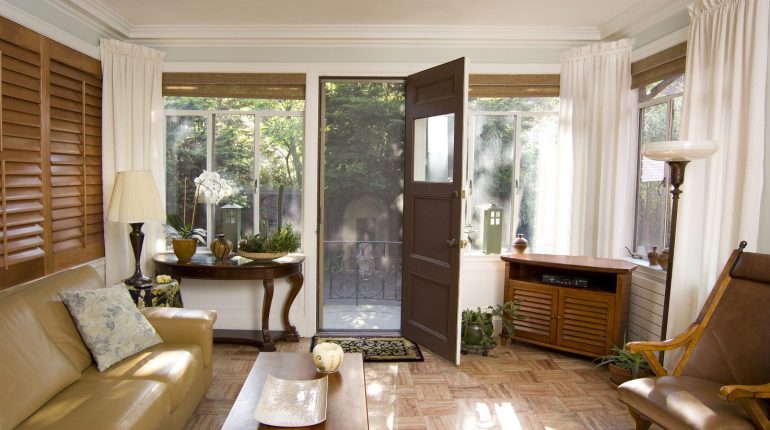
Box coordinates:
[595,341,653,387]
[461,300,524,356]
[238,223,301,261]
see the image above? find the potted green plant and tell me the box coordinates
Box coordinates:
[461,300,524,356]
[238,223,301,261]
[164,170,232,263]
[595,342,653,387]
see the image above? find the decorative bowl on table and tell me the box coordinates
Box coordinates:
[236,251,288,261]
[254,375,328,426]
[312,342,344,373]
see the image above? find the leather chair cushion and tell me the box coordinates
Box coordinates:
[0,296,81,430]
[15,379,171,430]
[80,343,203,409]
[618,376,754,430]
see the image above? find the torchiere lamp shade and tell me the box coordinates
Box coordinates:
[107,170,164,223]
[642,140,718,161]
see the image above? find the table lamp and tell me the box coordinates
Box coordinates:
[107,170,165,286]
[642,140,718,343]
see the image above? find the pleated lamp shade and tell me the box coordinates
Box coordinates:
[107,170,165,223]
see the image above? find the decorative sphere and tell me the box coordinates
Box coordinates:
[312,342,344,373]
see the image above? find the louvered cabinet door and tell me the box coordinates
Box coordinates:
[0,26,47,285]
[556,289,615,356]
[509,280,557,344]
[47,41,103,270]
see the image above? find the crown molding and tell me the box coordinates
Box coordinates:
[163,61,561,75]
[599,0,690,40]
[0,0,99,58]
[45,0,132,38]
[129,24,600,49]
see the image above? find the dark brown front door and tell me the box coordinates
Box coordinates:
[402,58,467,363]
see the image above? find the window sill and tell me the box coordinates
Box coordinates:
[462,251,506,262]
[622,256,667,279]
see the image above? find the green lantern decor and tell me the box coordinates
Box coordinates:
[221,203,242,252]
[483,202,503,254]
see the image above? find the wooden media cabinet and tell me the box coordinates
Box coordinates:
[500,253,636,357]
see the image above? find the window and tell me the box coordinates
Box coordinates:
[164,97,304,246]
[633,75,684,254]
[466,97,559,252]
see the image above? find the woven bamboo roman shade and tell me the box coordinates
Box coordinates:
[631,42,687,89]
[469,74,560,98]
[162,73,306,99]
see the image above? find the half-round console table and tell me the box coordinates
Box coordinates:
[153,253,304,352]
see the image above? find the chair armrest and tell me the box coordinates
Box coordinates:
[141,307,217,368]
[625,323,701,376]
[720,383,770,401]
[626,323,700,353]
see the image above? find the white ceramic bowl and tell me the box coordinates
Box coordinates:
[312,342,344,373]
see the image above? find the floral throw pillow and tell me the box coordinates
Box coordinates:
[61,286,162,371]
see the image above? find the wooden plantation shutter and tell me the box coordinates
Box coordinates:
[47,41,103,271]
[0,16,104,289]
[0,20,46,282]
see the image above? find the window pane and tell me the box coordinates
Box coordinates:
[635,102,671,253]
[672,96,683,140]
[641,103,668,144]
[165,115,207,239]
[258,115,304,235]
[469,115,515,251]
[470,97,559,112]
[212,114,256,237]
[413,114,454,182]
[517,114,558,251]
[165,96,304,112]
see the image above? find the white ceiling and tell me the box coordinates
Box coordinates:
[95,0,642,27]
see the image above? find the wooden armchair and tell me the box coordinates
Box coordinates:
[618,242,770,430]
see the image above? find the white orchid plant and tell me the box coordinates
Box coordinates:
[164,170,234,244]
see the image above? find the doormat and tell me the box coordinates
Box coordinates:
[311,336,424,362]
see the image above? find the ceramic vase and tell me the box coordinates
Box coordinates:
[659,248,670,271]
[312,342,344,373]
[172,238,197,263]
[210,234,232,262]
[647,246,660,266]
[512,234,529,254]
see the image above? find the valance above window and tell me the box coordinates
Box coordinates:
[162,73,306,99]
[469,74,560,98]
[631,42,687,89]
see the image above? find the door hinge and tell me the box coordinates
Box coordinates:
[459,239,468,249]
[461,189,466,199]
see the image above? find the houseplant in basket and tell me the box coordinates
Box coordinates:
[238,223,300,261]
[595,341,653,387]
[164,170,232,263]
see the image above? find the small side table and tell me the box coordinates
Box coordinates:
[119,280,184,309]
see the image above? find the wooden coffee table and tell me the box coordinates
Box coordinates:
[222,352,369,429]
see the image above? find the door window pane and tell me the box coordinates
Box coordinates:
[413,114,454,182]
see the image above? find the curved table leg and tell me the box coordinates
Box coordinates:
[282,272,304,342]
[261,278,276,351]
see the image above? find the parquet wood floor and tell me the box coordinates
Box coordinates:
[184,338,643,430]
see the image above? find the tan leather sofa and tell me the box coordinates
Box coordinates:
[0,265,216,430]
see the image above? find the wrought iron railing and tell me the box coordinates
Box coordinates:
[322,240,402,306]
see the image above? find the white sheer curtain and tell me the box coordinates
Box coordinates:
[543,39,636,258]
[667,0,769,340]
[100,40,166,285]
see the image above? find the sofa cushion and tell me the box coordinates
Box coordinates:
[81,343,204,409]
[15,379,171,430]
[61,286,162,371]
[617,375,754,430]
[0,296,81,430]
[0,265,103,371]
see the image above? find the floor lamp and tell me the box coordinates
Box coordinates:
[642,140,718,345]
[107,170,165,286]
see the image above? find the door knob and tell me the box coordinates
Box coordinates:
[447,239,457,248]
